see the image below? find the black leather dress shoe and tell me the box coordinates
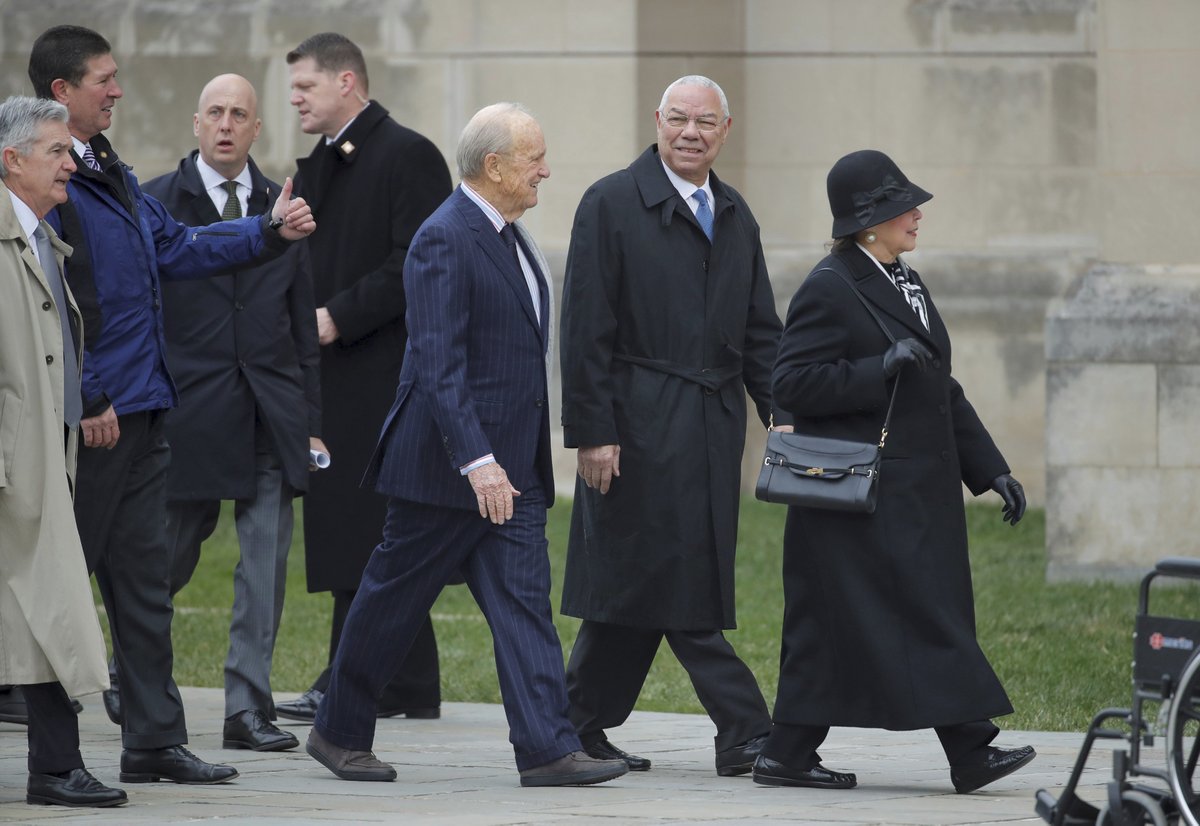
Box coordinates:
[275,688,322,722]
[120,745,239,784]
[27,768,127,807]
[377,705,440,719]
[752,754,857,789]
[584,738,651,771]
[716,733,768,776]
[102,688,122,725]
[223,709,299,752]
[950,744,1036,793]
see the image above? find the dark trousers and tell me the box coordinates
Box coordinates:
[166,431,296,718]
[315,488,579,771]
[311,588,440,710]
[74,410,186,749]
[23,682,83,774]
[566,621,772,753]
[761,719,999,768]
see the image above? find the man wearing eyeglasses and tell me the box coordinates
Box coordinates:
[559,75,791,776]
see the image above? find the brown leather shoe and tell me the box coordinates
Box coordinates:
[306,728,396,782]
[519,750,628,787]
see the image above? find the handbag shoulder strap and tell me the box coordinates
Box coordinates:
[811,258,899,447]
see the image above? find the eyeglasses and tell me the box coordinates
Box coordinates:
[661,114,723,133]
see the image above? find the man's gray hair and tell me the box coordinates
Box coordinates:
[456,102,534,181]
[0,95,69,179]
[658,75,731,120]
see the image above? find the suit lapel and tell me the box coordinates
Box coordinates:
[454,192,543,336]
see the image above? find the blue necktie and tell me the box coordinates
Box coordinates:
[693,189,714,241]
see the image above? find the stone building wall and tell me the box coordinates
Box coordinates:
[0,0,1107,513]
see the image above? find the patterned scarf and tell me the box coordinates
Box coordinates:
[884,258,929,331]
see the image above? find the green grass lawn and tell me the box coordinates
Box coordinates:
[132,498,1200,733]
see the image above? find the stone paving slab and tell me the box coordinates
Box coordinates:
[0,687,1133,824]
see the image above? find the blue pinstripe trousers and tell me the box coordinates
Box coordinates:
[314,486,580,770]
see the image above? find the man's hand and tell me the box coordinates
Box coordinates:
[309,436,330,470]
[578,444,620,494]
[315,307,339,345]
[270,176,316,241]
[81,404,120,449]
[468,462,521,525]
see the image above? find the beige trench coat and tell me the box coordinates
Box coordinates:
[0,181,108,696]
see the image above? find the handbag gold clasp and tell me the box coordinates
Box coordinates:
[805,467,824,476]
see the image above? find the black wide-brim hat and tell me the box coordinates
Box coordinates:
[827,149,932,238]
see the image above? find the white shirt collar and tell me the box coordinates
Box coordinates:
[7,188,40,247]
[856,242,898,281]
[196,155,252,193]
[659,158,714,212]
[460,181,505,232]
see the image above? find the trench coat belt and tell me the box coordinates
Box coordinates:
[612,353,742,394]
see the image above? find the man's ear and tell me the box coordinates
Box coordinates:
[484,152,502,183]
[1,146,20,178]
[49,78,71,106]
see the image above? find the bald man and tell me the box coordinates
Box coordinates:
[142,74,324,752]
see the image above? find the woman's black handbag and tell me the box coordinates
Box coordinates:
[755,262,898,514]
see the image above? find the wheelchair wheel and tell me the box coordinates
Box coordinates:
[1095,789,1168,826]
[1168,647,1200,826]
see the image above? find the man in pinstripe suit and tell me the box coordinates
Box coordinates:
[305,103,627,788]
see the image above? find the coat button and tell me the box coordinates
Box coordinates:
[45,354,54,364]
[938,404,946,414]
[535,398,543,408]
[933,359,942,369]
[42,301,52,310]
[234,302,244,311]
[941,450,950,461]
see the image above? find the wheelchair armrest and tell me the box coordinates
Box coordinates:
[1155,556,1200,580]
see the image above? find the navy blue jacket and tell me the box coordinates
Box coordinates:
[55,133,289,417]
[364,187,553,510]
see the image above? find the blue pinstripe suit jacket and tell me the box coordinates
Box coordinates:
[364,186,554,510]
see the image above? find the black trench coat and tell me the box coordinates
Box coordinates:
[144,152,320,502]
[770,246,1013,729]
[559,146,787,631]
[295,101,451,592]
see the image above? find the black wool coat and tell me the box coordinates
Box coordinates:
[143,152,320,501]
[295,101,452,592]
[559,146,788,631]
[770,245,1013,730]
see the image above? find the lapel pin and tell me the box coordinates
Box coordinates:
[340,140,355,155]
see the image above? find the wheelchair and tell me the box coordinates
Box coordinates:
[1036,557,1200,826]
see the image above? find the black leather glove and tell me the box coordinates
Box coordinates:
[882,338,933,377]
[990,473,1026,526]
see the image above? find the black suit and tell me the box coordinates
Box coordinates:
[142,151,320,717]
[293,101,451,707]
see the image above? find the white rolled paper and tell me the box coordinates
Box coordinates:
[309,449,331,469]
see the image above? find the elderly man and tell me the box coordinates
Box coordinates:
[276,31,449,724]
[141,74,324,753]
[306,103,626,789]
[0,95,125,808]
[559,75,791,775]
[28,24,314,785]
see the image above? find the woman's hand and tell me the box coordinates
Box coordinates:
[882,338,933,377]
[990,473,1026,526]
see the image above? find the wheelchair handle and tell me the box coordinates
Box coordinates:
[1138,557,1200,614]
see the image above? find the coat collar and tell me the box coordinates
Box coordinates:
[835,245,945,352]
[629,145,735,240]
[175,150,272,219]
[326,100,389,165]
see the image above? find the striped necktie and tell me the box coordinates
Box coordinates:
[220,180,242,220]
[81,143,101,171]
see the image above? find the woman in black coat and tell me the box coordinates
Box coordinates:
[751,150,1034,794]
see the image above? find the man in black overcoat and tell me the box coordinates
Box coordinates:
[143,74,323,753]
[275,32,452,722]
[559,75,791,775]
